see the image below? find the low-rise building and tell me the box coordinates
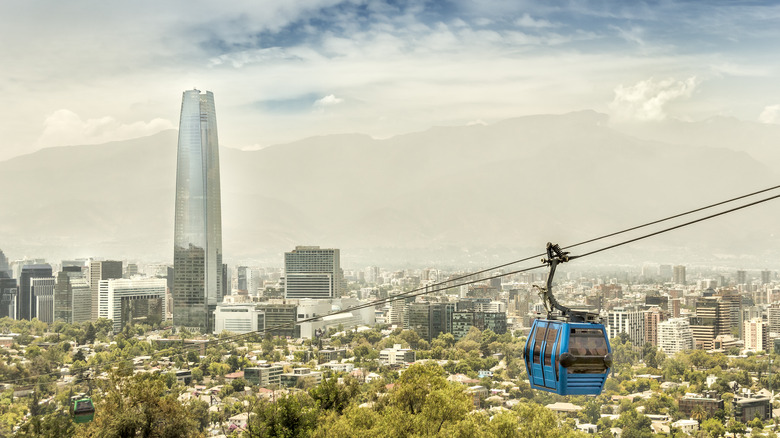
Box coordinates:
[379,344,415,366]
[280,368,322,388]
[734,396,772,423]
[678,393,724,418]
[245,364,283,387]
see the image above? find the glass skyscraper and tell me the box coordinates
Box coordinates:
[173,89,224,332]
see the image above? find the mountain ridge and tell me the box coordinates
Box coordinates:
[1,111,778,267]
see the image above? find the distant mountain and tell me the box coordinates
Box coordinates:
[1,111,779,267]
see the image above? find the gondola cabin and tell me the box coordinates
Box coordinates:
[524,319,612,395]
[72,397,95,424]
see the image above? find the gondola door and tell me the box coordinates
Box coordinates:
[530,321,547,387]
[541,323,560,389]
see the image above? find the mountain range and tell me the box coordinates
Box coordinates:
[1,110,779,268]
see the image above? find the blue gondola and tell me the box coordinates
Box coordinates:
[523,243,612,396]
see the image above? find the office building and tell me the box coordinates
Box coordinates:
[716,289,743,339]
[406,302,454,342]
[256,303,298,337]
[736,270,747,286]
[380,344,416,365]
[213,303,265,335]
[657,317,693,354]
[32,278,55,323]
[673,265,686,285]
[690,297,719,349]
[284,246,343,299]
[451,310,507,340]
[0,249,9,278]
[768,303,780,333]
[71,277,92,324]
[54,266,83,323]
[99,278,166,333]
[18,264,53,321]
[0,275,17,319]
[245,364,283,387]
[90,261,123,321]
[173,89,224,333]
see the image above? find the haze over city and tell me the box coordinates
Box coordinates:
[2,1,780,268]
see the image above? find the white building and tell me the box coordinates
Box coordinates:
[379,344,415,365]
[71,277,92,323]
[657,317,694,355]
[744,318,770,352]
[98,278,166,333]
[607,307,646,346]
[213,303,265,335]
[31,277,55,323]
[671,419,698,435]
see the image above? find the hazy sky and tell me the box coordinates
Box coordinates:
[2,0,779,161]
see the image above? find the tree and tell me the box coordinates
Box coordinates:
[700,418,726,438]
[245,392,319,438]
[76,371,204,438]
[309,376,360,414]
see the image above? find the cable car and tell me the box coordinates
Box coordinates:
[72,397,95,424]
[523,243,612,395]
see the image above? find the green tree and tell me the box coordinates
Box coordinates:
[76,371,204,438]
[700,418,726,438]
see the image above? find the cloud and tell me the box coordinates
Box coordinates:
[515,13,554,28]
[759,105,780,124]
[36,109,175,148]
[313,94,344,112]
[609,77,699,122]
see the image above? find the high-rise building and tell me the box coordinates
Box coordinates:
[606,307,646,346]
[736,270,747,286]
[284,246,343,299]
[173,89,224,333]
[89,261,123,321]
[744,318,770,352]
[761,270,772,285]
[673,265,686,285]
[31,277,55,323]
[690,297,719,349]
[658,317,693,354]
[716,289,743,339]
[0,276,17,319]
[0,249,10,278]
[18,264,53,321]
[644,306,666,346]
[55,266,84,323]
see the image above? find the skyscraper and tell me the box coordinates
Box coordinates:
[89,260,123,321]
[18,264,53,321]
[284,246,343,299]
[173,89,223,332]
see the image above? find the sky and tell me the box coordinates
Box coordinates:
[1,0,779,161]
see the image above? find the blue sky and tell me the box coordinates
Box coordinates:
[1,0,779,159]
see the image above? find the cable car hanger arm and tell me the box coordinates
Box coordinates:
[536,242,594,322]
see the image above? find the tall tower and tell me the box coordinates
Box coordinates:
[173,89,223,332]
